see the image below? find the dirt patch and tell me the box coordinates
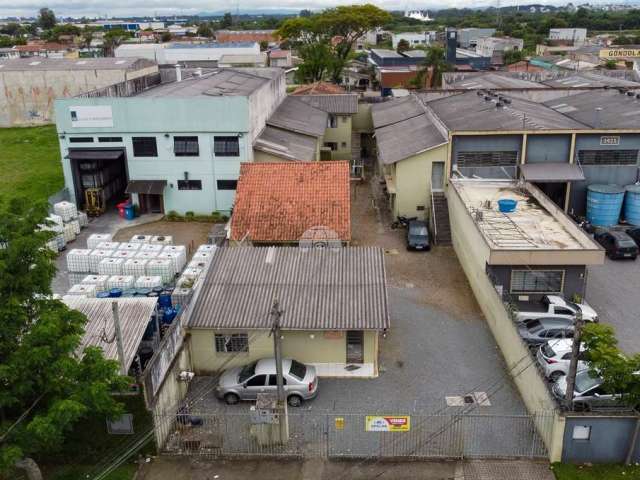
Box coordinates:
[114,220,215,260]
[350,179,481,321]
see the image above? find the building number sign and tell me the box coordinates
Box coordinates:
[600,136,620,146]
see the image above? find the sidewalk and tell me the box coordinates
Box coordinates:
[135,456,554,480]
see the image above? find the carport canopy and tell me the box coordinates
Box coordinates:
[125,180,167,195]
[67,149,124,160]
[519,163,585,182]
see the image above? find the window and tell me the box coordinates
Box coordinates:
[246,375,267,387]
[132,137,158,157]
[177,180,202,190]
[174,136,199,157]
[214,333,248,353]
[98,137,123,143]
[289,360,307,381]
[578,149,638,165]
[268,375,287,386]
[69,137,94,143]
[572,425,591,441]
[510,270,564,294]
[216,180,237,190]
[324,142,338,151]
[327,115,338,128]
[341,142,347,149]
[456,151,518,167]
[214,136,240,157]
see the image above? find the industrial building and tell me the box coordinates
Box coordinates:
[114,42,261,66]
[54,68,286,216]
[391,31,435,49]
[0,57,158,127]
[475,36,524,58]
[456,28,496,48]
[549,28,587,45]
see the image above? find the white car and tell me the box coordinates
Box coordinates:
[516,295,598,323]
[536,339,587,382]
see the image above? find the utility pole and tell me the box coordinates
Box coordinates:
[269,299,288,444]
[565,310,584,411]
[112,301,127,376]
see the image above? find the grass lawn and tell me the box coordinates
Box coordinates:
[44,463,137,480]
[553,463,640,479]
[0,125,64,204]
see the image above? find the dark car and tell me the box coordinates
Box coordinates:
[407,220,430,251]
[517,317,574,346]
[594,230,638,260]
[627,227,640,248]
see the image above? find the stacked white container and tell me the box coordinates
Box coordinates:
[118,242,141,252]
[96,241,120,250]
[140,243,163,253]
[47,214,64,228]
[151,235,173,245]
[112,250,137,261]
[98,257,124,276]
[67,284,97,298]
[181,267,202,280]
[187,259,208,270]
[172,287,192,306]
[130,234,153,243]
[192,251,213,264]
[158,251,184,274]
[77,211,89,228]
[81,274,109,292]
[89,249,114,272]
[87,233,113,249]
[146,259,175,284]
[67,220,81,235]
[63,223,76,243]
[107,275,135,290]
[135,276,163,289]
[123,259,148,277]
[135,251,159,261]
[67,249,92,273]
[53,201,77,222]
[197,244,217,253]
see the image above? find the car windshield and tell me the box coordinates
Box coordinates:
[289,360,307,381]
[541,343,556,357]
[410,226,428,236]
[565,301,579,312]
[527,320,543,333]
[238,362,257,383]
[575,370,601,394]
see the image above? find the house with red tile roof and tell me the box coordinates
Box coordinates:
[230,161,351,244]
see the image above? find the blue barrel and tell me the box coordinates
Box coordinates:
[152,286,164,294]
[158,293,172,309]
[123,288,137,297]
[624,184,640,226]
[162,307,177,324]
[109,288,123,298]
[97,291,110,299]
[124,204,135,220]
[586,184,625,227]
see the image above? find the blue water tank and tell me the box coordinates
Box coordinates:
[586,184,625,227]
[109,288,123,298]
[158,292,172,309]
[624,184,640,226]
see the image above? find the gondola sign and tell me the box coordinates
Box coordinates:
[365,415,411,432]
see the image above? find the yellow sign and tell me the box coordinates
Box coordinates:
[365,415,411,432]
[335,417,345,430]
[599,48,640,59]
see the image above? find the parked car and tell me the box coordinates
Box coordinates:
[626,227,640,248]
[515,295,598,323]
[552,369,635,411]
[594,230,638,260]
[536,339,587,382]
[518,318,574,346]
[406,220,430,251]
[215,358,318,407]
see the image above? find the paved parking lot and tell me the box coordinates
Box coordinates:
[586,256,640,354]
[186,177,527,416]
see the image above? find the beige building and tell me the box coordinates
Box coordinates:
[185,246,389,378]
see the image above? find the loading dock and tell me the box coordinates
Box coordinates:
[125,180,167,214]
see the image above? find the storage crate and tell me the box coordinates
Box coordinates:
[77,211,89,228]
[63,223,76,243]
[145,259,175,284]
[135,275,163,289]
[67,284,97,298]
[67,249,92,273]
[81,274,109,292]
[89,249,114,272]
[53,201,78,222]
[123,259,148,277]
[107,275,135,290]
[98,258,124,276]
[66,219,81,235]
[158,251,185,274]
[87,233,113,249]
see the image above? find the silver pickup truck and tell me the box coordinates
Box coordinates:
[515,295,598,323]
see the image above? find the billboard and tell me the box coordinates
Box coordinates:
[599,48,640,59]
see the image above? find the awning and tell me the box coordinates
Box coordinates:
[125,180,167,195]
[520,163,585,182]
[67,149,124,160]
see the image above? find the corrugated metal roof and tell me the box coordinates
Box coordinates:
[254,125,318,161]
[0,57,156,72]
[294,94,358,114]
[371,96,425,129]
[188,247,389,331]
[520,163,585,182]
[375,114,446,164]
[63,297,157,371]
[267,97,328,137]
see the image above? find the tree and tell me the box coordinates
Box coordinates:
[37,8,56,30]
[503,49,524,65]
[299,9,312,17]
[103,28,132,55]
[0,198,129,480]
[605,59,618,70]
[197,22,214,38]
[396,39,410,52]
[161,32,173,43]
[0,23,21,36]
[412,45,449,88]
[278,4,391,83]
[221,12,233,29]
[295,41,335,83]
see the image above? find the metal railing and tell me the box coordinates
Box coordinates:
[76,73,162,98]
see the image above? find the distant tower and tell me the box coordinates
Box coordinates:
[445,27,457,66]
[496,0,502,28]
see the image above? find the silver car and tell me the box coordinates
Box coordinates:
[215,358,318,407]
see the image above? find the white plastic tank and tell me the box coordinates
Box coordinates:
[77,211,89,228]
[81,274,109,292]
[87,233,113,250]
[130,234,153,243]
[112,250,137,261]
[96,241,120,250]
[66,249,92,273]
[135,275,163,289]
[123,258,148,277]
[140,243,163,253]
[107,275,135,290]
[150,235,173,245]
[53,201,78,222]
[89,249,114,273]
[197,244,217,253]
[66,219,81,235]
[67,283,97,298]
[63,223,76,243]
[145,259,175,284]
[98,257,124,276]
[135,251,159,261]
[118,242,141,252]
[158,251,185,274]
[192,251,213,264]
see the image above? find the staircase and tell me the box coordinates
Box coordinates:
[431,191,452,246]
[350,132,363,179]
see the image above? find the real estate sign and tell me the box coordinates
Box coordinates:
[365,415,411,432]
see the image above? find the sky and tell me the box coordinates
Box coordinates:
[0,0,570,19]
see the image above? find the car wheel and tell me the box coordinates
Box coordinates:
[287,395,303,407]
[224,393,240,405]
[549,371,564,383]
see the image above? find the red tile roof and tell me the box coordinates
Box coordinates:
[231,161,351,243]
[269,50,291,59]
[292,81,346,95]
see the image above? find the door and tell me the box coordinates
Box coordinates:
[431,161,445,192]
[346,331,364,364]
[242,374,267,400]
[139,194,164,214]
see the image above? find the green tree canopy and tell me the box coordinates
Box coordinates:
[0,198,129,480]
[396,38,410,52]
[37,8,56,30]
[221,12,233,29]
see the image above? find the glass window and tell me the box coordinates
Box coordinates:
[177,180,202,190]
[214,136,240,157]
[238,361,256,383]
[98,137,123,143]
[327,115,338,128]
[268,375,287,386]
[217,180,237,190]
[132,137,158,157]
[511,270,564,294]
[69,137,94,143]
[246,375,267,387]
[174,136,199,157]
[578,150,638,165]
[572,425,591,441]
[289,360,307,381]
[215,333,248,353]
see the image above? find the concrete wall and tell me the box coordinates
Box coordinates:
[323,115,352,161]
[247,71,286,147]
[352,103,374,133]
[393,144,448,220]
[562,416,640,463]
[188,329,378,377]
[0,66,157,127]
[447,182,565,462]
